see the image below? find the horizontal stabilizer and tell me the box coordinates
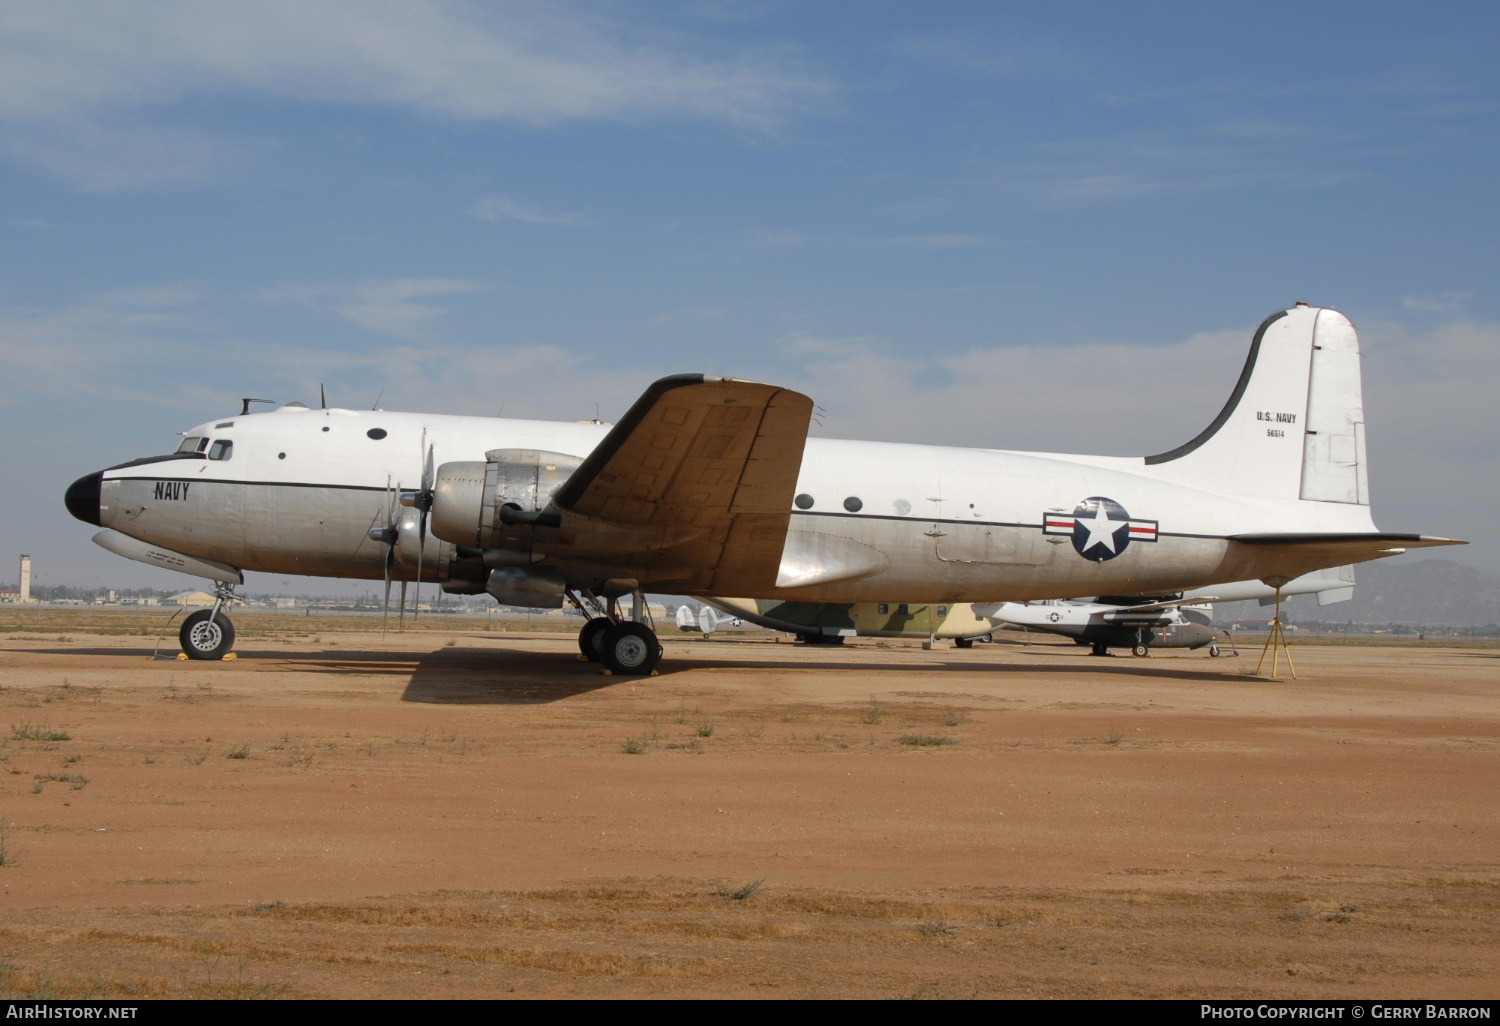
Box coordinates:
[1226,532,1464,583]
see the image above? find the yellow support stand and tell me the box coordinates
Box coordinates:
[1252,585,1297,679]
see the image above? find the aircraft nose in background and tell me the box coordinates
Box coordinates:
[65,471,103,526]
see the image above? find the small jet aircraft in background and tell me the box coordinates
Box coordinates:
[65,303,1461,674]
[976,564,1354,657]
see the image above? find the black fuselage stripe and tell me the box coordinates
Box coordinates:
[109,476,1227,541]
[110,476,391,493]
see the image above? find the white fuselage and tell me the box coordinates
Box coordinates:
[88,401,1378,604]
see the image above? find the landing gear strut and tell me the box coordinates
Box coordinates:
[181,583,238,660]
[569,589,663,676]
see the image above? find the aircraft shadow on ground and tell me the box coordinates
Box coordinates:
[393,645,1232,703]
[17,642,1234,704]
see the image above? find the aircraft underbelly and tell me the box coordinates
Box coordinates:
[751,515,1232,603]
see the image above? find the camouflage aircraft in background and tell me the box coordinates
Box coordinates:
[690,596,995,646]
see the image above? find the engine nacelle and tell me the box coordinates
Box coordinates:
[429,449,582,552]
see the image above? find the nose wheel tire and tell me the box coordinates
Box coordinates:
[181,609,235,660]
[578,616,614,662]
[600,621,662,676]
[1132,644,1149,657]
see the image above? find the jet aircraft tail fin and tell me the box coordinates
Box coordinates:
[1142,304,1369,503]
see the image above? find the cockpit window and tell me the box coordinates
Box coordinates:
[176,436,208,454]
[207,439,233,461]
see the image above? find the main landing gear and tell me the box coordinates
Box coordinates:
[570,589,663,676]
[181,583,238,660]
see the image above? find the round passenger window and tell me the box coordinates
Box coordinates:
[794,493,814,510]
[366,428,387,440]
[843,496,863,512]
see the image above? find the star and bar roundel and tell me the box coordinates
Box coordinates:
[1043,496,1159,562]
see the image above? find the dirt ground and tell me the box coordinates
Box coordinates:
[0,610,1496,1000]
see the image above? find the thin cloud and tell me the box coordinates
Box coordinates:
[963,128,1357,204]
[258,278,486,340]
[1402,292,1471,317]
[0,0,832,187]
[471,197,595,226]
[749,230,985,250]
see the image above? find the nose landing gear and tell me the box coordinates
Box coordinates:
[180,583,239,660]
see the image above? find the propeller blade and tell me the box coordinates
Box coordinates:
[382,552,393,636]
[399,579,408,630]
[414,520,424,621]
[414,440,435,621]
[379,476,396,636]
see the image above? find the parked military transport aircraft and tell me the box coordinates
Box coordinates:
[65,303,1461,674]
[989,598,1224,656]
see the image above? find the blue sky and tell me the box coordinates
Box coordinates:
[2,0,1496,591]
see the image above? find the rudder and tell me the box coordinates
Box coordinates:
[1143,304,1368,504]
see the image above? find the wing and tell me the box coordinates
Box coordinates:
[1108,596,1218,614]
[547,374,813,593]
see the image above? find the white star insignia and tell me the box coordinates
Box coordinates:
[1075,502,1125,554]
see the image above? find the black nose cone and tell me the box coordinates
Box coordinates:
[65,471,103,526]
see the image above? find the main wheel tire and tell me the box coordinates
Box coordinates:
[181,609,235,660]
[578,616,614,662]
[1132,643,1149,657]
[954,637,975,649]
[1208,644,1222,658]
[600,621,662,676]
[1090,642,1109,657]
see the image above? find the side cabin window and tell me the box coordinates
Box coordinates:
[176,436,208,454]
[877,603,889,615]
[897,603,909,616]
[207,439,234,461]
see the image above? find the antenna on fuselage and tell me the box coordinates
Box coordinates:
[371,389,384,411]
[320,384,327,410]
[239,398,275,416]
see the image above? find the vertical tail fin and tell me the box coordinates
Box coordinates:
[1142,304,1369,503]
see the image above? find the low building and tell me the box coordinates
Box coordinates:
[167,590,218,607]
